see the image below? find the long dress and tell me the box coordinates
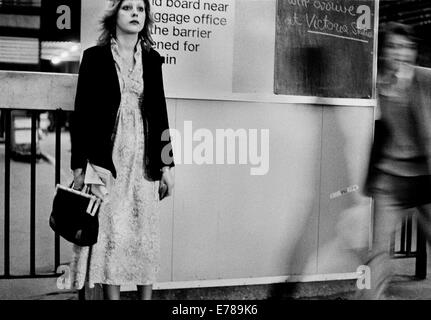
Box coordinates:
[69,38,160,289]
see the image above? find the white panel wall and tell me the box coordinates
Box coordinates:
[317,107,373,274]
[171,100,322,280]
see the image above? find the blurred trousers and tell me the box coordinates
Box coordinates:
[358,171,431,299]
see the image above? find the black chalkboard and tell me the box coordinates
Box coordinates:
[274,0,375,98]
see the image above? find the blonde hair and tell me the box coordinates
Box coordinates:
[97,0,154,50]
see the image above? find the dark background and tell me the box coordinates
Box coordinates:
[379,0,431,68]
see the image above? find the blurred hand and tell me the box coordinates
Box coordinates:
[160,167,174,199]
[73,168,85,190]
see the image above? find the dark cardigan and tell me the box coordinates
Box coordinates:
[364,67,431,196]
[70,42,174,181]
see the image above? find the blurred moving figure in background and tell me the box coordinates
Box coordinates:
[362,22,431,299]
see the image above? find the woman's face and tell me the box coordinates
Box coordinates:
[116,0,146,36]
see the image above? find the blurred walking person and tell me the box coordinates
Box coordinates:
[362,22,431,299]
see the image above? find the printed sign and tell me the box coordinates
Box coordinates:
[150,0,235,97]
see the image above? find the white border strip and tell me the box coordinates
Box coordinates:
[121,272,360,291]
[372,0,380,99]
[165,92,377,107]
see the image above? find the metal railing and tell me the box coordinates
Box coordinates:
[391,212,428,279]
[1,108,65,278]
[0,70,76,280]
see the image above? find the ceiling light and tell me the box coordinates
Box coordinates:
[51,57,61,65]
[70,43,80,52]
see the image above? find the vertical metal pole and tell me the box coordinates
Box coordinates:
[372,0,380,99]
[54,110,61,270]
[4,110,11,277]
[406,214,413,254]
[30,112,37,275]
[400,217,406,254]
[415,226,427,279]
[78,288,86,301]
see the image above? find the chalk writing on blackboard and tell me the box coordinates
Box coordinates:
[275,0,375,98]
[281,0,372,42]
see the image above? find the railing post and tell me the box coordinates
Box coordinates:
[406,214,413,254]
[415,227,427,279]
[78,288,86,301]
[3,109,11,277]
[30,111,37,275]
[54,109,61,271]
[399,216,407,254]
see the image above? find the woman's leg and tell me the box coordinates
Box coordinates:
[137,285,153,300]
[103,284,121,300]
[357,193,402,299]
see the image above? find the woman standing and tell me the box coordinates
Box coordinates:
[69,0,174,300]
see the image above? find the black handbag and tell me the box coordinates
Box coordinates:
[49,183,102,246]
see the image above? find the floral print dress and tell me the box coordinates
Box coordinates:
[69,38,160,289]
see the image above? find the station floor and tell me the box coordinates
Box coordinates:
[2,255,428,300]
[306,255,431,300]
